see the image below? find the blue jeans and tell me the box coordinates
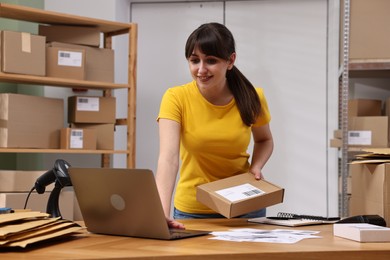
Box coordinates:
[173,207,266,219]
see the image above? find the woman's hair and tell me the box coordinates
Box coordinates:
[185,22,261,126]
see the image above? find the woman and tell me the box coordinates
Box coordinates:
[156,22,273,229]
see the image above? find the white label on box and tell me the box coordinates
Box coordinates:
[58,51,82,67]
[76,97,100,111]
[348,131,372,145]
[70,129,83,149]
[215,183,265,202]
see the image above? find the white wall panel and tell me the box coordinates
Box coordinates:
[226,0,331,216]
[131,2,224,171]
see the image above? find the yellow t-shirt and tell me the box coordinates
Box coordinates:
[157,81,271,214]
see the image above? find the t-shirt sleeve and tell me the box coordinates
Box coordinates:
[252,88,271,127]
[157,88,182,124]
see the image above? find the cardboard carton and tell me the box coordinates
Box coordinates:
[0,30,45,76]
[39,24,100,47]
[0,93,64,148]
[348,99,382,117]
[71,123,114,150]
[68,96,116,124]
[60,128,97,150]
[49,42,114,82]
[46,45,86,80]
[341,0,390,60]
[0,170,51,192]
[197,173,284,218]
[348,116,388,147]
[0,190,75,220]
[350,163,390,227]
[334,223,390,242]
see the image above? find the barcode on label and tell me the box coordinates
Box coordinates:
[242,189,262,197]
[59,52,71,58]
[71,131,82,137]
[349,132,360,137]
[78,98,89,104]
[216,183,265,202]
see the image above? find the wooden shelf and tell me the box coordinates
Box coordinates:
[0,3,132,35]
[349,59,390,78]
[0,148,129,154]
[0,73,129,90]
[0,3,138,167]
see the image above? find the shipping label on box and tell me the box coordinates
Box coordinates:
[348,116,388,147]
[49,42,114,82]
[348,131,372,145]
[1,30,46,76]
[60,128,97,150]
[71,123,114,150]
[46,45,86,80]
[68,96,116,123]
[197,173,284,218]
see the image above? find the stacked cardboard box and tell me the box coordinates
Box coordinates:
[39,24,114,83]
[0,170,78,221]
[65,96,116,150]
[347,99,386,148]
[349,163,390,227]
[0,93,64,149]
[0,30,46,76]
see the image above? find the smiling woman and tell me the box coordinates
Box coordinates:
[155,22,274,229]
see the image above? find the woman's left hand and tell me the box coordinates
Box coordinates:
[250,168,264,180]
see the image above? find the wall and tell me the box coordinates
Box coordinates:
[40,0,340,216]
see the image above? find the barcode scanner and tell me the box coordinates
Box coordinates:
[34,159,72,218]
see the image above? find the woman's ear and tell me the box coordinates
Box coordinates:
[228,53,236,70]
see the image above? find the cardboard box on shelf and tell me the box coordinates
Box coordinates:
[49,42,114,82]
[46,45,86,80]
[348,99,382,117]
[71,123,114,150]
[68,96,116,124]
[0,93,64,148]
[0,190,75,220]
[349,163,390,227]
[0,170,51,192]
[39,24,100,47]
[0,30,45,76]
[197,173,284,218]
[348,116,388,147]
[334,223,390,242]
[341,0,390,60]
[60,128,97,150]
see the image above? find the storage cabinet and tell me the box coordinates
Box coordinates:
[339,0,390,216]
[0,3,137,168]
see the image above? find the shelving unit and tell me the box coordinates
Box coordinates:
[0,3,137,168]
[340,0,390,216]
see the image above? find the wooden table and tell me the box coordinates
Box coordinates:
[1,218,390,259]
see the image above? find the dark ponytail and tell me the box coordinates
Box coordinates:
[226,66,261,126]
[185,22,261,126]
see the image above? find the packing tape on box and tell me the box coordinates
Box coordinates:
[21,32,31,53]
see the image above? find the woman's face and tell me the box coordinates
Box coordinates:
[188,47,235,90]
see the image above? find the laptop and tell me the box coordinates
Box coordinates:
[68,167,210,240]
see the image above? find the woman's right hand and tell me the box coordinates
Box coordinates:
[167,217,185,229]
